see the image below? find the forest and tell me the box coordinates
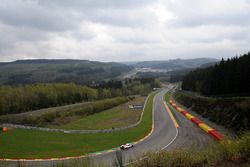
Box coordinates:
[0,78,160,115]
[182,52,250,96]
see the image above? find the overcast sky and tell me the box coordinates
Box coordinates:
[0,0,250,62]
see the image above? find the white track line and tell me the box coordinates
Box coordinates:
[124,89,178,166]
[160,94,178,151]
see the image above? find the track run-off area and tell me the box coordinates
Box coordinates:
[0,87,225,166]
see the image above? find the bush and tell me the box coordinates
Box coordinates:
[0,97,128,126]
[0,84,98,115]
[72,105,94,116]
[174,91,250,132]
[39,112,59,123]
[130,133,250,167]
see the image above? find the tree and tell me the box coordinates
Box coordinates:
[182,52,250,96]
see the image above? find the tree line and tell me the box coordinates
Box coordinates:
[182,52,250,96]
[95,78,160,98]
[0,83,97,115]
[0,78,160,115]
[0,97,129,126]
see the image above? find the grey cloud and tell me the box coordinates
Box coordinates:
[118,38,159,44]
[0,22,51,52]
[0,0,155,32]
[37,0,155,10]
[175,13,250,27]
[69,29,96,41]
[0,0,250,62]
[85,9,153,27]
[38,0,156,28]
[0,1,78,32]
[163,0,250,27]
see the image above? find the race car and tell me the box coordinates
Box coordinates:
[120,143,134,150]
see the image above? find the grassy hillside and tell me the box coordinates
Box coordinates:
[0,97,129,126]
[133,58,218,70]
[0,59,133,84]
[0,92,156,158]
[51,96,145,130]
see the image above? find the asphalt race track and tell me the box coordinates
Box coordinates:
[92,89,179,166]
[2,88,214,167]
[91,89,213,166]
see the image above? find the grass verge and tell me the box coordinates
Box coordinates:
[50,96,145,130]
[0,97,128,127]
[130,132,250,167]
[0,92,156,158]
[164,91,181,126]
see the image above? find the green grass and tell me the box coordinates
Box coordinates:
[164,92,171,101]
[50,96,145,130]
[164,91,181,126]
[0,92,156,158]
[130,132,250,167]
[0,97,128,127]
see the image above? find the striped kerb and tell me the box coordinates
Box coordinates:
[185,113,194,120]
[169,99,223,141]
[198,123,214,133]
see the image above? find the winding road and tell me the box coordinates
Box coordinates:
[90,88,214,166]
[2,88,214,167]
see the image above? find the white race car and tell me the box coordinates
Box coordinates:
[120,143,134,150]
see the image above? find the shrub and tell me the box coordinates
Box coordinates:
[174,91,250,132]
[0,97,128,126]
[130,133,250,167]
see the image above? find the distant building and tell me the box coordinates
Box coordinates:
[129,104,144,109]
[129,105,133,109]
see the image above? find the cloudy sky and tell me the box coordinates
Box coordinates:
[0,0,250,62]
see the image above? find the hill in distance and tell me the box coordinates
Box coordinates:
[0,59,133,85]
[133,58,219,70]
